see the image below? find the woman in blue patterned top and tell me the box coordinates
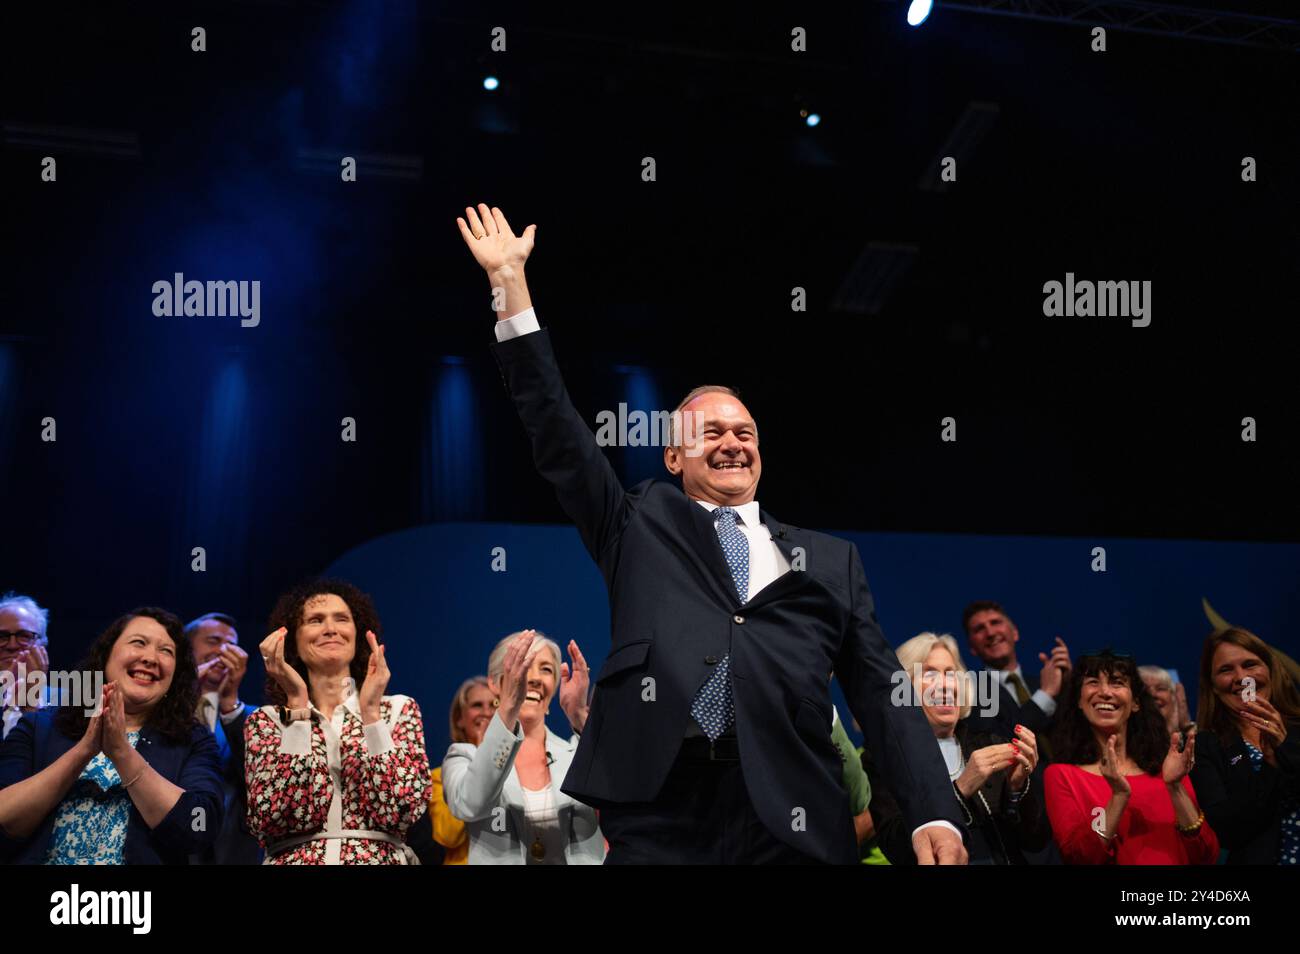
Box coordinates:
[0,607,223,864]
[1191,627,1300,865]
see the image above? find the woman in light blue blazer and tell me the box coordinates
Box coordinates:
[442,629,604,864]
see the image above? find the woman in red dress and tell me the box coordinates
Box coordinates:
[1044,649,1218,865]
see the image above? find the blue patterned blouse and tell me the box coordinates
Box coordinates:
[44,732,141,865]
[1244,739,1300,865]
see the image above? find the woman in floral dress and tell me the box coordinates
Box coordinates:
[244,579,429,864]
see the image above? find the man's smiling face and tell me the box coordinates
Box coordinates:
[663,390,761,506]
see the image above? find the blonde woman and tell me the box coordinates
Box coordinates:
[866,632,1047,865]
[441,629,602,864]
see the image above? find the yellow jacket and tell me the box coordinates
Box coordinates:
[430,766,468,865]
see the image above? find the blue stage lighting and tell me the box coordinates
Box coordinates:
[907,0,933,27]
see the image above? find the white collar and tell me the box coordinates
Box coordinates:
[694,498,762,527]
[310,681,361,720]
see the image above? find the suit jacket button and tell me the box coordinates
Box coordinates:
[733,615,744,624]
[705,655,719,665]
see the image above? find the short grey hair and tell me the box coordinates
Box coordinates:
[0,592,49,645]
[669,385,756,446]
[1138,665,1173,691]
[895,632,973,720]
[486,629,562,683]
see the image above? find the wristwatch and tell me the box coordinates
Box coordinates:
[277,706,313,726]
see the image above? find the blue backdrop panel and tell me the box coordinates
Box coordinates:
[327,522,1300,756]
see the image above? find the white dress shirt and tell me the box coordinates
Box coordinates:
[493,305,961,848]
[196,690,248,732]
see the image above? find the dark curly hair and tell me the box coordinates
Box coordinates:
[54,607,198,746]
[1050,652,1169,775]
[264,578,382,707]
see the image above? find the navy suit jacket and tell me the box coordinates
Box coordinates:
[191,704,262,865]
[979,668,1054,740]
[1191,724,1300,865]
[0,708,224,865]
[493,328,963,864]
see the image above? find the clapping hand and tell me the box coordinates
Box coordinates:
[1162,727,1197,786]
[1008,724,1038,792]
[1038,637,1072,697]
[1100,734,1132,796]
[496,631,539,732]
[558,639,591,734]
[357,631,390,725]
[259,628,309,709]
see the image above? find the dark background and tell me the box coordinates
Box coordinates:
[2,0,1297,712]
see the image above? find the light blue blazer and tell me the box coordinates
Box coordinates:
[441,713,604,865]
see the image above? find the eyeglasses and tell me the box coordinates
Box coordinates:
[0,630,41,648]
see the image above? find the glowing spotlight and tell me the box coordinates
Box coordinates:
[483,76,500,91]
[907,0,933,26]
[805,113,821,128]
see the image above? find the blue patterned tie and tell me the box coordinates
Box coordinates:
[690,506,749,740]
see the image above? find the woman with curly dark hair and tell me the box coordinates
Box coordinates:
[1043,649,1218,865]
[1191,627,1300,864]
[244,578,429,864]
[0,608,223,864]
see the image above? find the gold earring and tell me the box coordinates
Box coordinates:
[491,698,499,708]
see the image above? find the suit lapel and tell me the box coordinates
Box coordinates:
[676,493,745,607]
[744,511,812,610]
[546,729,576,812]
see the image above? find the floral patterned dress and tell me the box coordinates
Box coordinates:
[245,693,429,864]
[45,731,141,865]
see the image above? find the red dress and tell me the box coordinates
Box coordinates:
[1044,762,1219,865]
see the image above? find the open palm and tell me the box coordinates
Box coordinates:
[456,203,535,274]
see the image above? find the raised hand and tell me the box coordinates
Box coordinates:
[456,203,536,276]
[496,631,539,732]
[1162,727,1196,785]
[1240,698,1287,750]
[1100,734,1132,795]
[196,655,228,693]
[1008,724,1038,792]
[558,639,591,733]
[217,644,249,710]
[101,682,132,764]
[357,631,390,725]
[1038,637,1072,697]
[259,628,309,709]
[78,685,107,761]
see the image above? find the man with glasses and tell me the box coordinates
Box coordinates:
[0,593,50,741]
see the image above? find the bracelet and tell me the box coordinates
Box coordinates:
[121,767,147,790]
[219,698,243,716]
[1177,809,1205,836]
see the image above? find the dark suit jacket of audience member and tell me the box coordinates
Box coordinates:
[1191,724,1300,865]
[862,719,1052,865]
[0,708,224,865]
[978,666,1060,764]
[190,704,263,865]
[493,327,964,865]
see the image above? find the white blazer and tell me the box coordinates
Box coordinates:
[441,712,605,865]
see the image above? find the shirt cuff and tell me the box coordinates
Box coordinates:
[363,719,395,756]
[493,307,539,341]
[912,820,962,841]
[278,719,313,756]
[218,702,245,725]
[1031,689,1057,716]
